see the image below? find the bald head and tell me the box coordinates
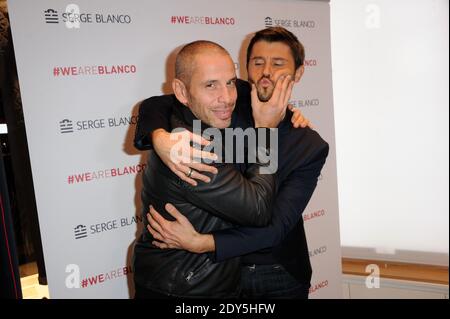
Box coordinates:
[171,40,237,128]
[175,40,230,87]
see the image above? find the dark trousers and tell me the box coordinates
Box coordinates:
[240,264,310,299]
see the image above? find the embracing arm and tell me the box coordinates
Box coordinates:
[212,146,327,261]
[134,96,173,150]
[147,140,328,254]
[180,129,277,227]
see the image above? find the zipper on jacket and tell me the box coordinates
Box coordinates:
[185,271,194,282]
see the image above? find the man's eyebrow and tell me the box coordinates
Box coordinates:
[251,56,287,62]
[201,77,237,84]
[202,79,219,84]
[272,57,288,62]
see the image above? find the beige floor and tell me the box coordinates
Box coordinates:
[20,262,49,299]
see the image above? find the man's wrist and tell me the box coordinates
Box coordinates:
[151,128,167,141]
[193,234,215,253]
[151,128,169,150]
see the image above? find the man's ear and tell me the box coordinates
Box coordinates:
[172,78,189,106]
[294,65,305,83]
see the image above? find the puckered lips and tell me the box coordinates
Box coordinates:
[258,77,274,89]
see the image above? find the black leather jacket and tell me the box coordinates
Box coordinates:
[133,97,276,298]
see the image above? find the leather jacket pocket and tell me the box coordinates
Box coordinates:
[184,258,211,283]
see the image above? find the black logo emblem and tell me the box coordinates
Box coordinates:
[44,9,59,24]
[74,225,88,239]
[60,119,73,134]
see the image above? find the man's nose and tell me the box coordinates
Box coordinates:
[263,63,272,78]
[218,87,233,104]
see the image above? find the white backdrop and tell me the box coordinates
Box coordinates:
[9,0,341,298]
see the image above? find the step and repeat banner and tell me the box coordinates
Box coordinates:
[8,0,341,298]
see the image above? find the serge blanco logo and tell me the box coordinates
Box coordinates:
[264,16,315,29]
[59,119,74,133]
[74,225,88,239]
[44,4,132,29]
[44,9,59,24]
[59,116,138,134]
[73,215,142,240]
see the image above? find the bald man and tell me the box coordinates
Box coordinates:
[132,40,291,298]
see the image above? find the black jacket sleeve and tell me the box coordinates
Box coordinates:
[211,141,329,261]
[179,130,277,227]
[134,95,174,150]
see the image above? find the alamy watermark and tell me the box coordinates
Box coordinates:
[365,264,380,288]
[170,120,278,174]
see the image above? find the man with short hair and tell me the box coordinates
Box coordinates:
[137,27,329,299]
[132,39,293,298]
